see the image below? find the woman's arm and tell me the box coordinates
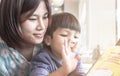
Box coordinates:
[0,58,9,76]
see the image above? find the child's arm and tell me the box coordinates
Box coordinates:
[48,55,86,76]
[48,67,68,76]
[49,40,81,76]
[30,52,78,76]
[68,60,86,76]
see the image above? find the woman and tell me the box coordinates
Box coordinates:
[0,0,51,76]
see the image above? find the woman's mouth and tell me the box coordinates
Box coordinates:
[34,33,44,38]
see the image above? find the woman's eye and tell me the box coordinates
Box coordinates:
[43,14,48,19]
[43,13,49,19]
[29,18,37,21]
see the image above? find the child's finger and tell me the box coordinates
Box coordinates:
[64,39,71,55]
[61,41,66,57]
[75,54,81,61]
[61,39,68,59]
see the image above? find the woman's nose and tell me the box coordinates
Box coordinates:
[37,18,45,30]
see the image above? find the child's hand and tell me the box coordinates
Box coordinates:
[61,39,80,75]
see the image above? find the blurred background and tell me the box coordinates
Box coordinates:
[51,0,119,73]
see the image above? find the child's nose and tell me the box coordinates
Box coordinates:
[69,37,76,46]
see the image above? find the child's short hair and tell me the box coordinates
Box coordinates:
[46,12,81,38]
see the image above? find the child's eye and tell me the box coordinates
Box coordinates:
[60,34,68,37]
[74,36,78,38]
[74,36,79,39]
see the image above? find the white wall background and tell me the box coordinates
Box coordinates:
[64,0,79,19]
[88,0,116,51]
[117,0,120,40]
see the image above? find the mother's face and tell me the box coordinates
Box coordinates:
[21,1,49,45]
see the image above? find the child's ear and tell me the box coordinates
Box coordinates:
[44,35,51,46]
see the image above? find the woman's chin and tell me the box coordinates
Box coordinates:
[35,38,44,44]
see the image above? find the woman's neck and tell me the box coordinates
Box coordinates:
[15,44,34,61]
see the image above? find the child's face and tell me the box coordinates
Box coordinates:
[45,28,80,59]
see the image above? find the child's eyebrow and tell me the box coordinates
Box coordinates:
[63,29,79,32]
[60,30,70,33]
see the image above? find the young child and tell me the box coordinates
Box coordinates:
[30,12,86,76]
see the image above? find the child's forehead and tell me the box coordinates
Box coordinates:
[56,28,80,33]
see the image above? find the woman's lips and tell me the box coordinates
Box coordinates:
[34,33,44,38]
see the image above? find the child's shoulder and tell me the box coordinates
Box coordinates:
[33,48,51,60]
